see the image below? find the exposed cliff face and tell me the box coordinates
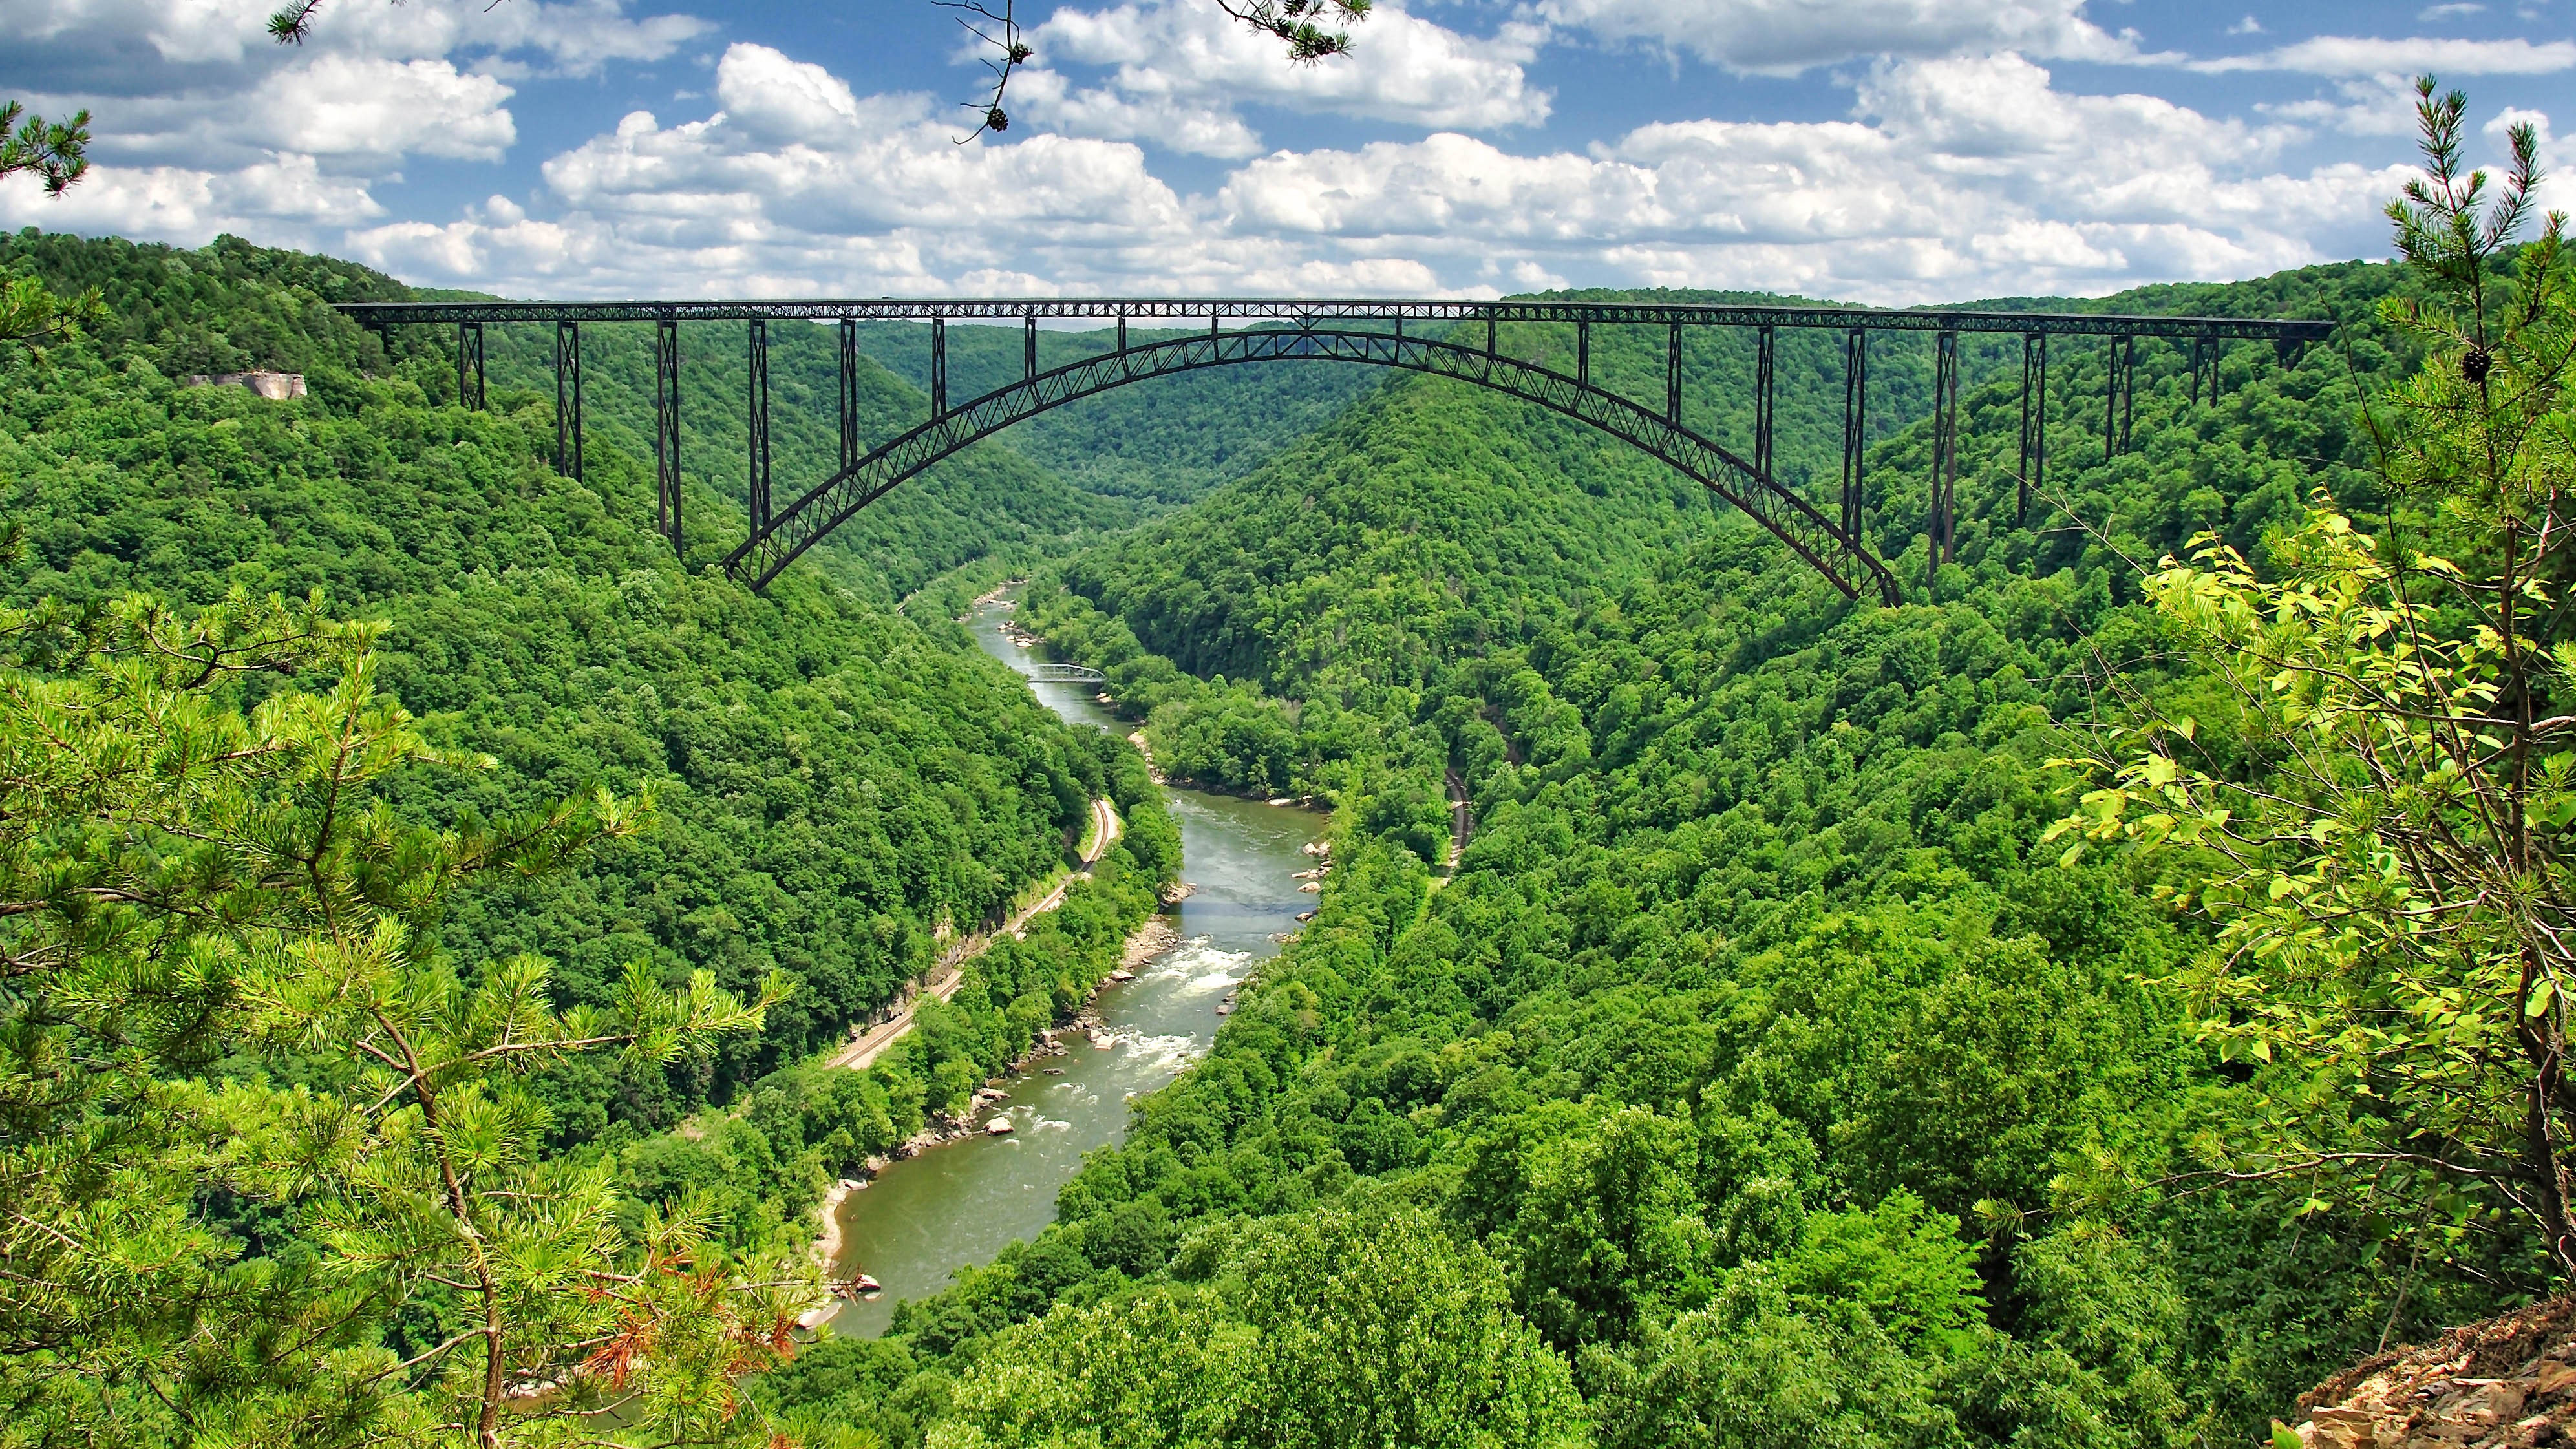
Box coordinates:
[182,370,305,399]
[2294,1300,2576,1449]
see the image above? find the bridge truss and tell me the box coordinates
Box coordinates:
[342,296,2332,604]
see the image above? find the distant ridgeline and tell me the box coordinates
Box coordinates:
[824,257,2458,1449]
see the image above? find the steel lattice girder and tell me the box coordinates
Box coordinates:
[722,328,1903,605]
[340,297,2329,343]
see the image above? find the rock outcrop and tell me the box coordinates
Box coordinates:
[2292,1298,2576,1449]
[184,370,305,399]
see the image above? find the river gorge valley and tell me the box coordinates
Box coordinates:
[0,180,2562,1448]
[820,602,1322,1337]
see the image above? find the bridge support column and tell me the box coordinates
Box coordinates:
[1928,330,1960,582]
[1754,324,1776,479]
[2017,333,2047,526]
[1665,323,1681,423]
[747,319,772,534]
[1576,321,1590,388]
[931,319,948,418]
[1841,328,1868,542]
[1024,315,1037,381]
[553,320,584,480]
[2105,333,2135,461]
[1487,309,1498,359]
[456,321,484,410]
[654,317,681,558]
[839,319,859,472]
[2187,331,2216,406]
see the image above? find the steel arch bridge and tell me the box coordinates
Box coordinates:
[340,296,2332,606]
[741,327,1902,600]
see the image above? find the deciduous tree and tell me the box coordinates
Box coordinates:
[2051,78,2576,1273]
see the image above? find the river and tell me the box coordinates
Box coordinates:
[819,601,1319,1337]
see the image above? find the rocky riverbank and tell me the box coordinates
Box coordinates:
[1121,914,1178,967]
[814,909,1186,1267]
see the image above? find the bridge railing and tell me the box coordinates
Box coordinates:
[341,296,2331,340]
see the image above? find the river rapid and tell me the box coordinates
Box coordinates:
[819,602,1318,1337]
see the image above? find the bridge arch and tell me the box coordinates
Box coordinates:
[722,328,1902,604]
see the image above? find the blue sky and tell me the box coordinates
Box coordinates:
[1,0,2569,302]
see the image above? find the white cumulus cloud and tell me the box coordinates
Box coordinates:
[348,45,2425,305]
[0,0,707,99]
[2198,35,2576,74]
[0,0,704,253]
[350,43,1220,297]
[1215,53,2401,300]
[1533,0,2151,74]
[14,14,2548,311]
[0,150,383,238]
[249,55,518,163]
[1010,0,1548,157]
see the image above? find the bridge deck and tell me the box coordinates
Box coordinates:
[343,295,2329,342]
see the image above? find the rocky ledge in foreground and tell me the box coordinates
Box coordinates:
[2292,1298,2576,1448]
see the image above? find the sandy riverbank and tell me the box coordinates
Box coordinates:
[815,1180,855,1269]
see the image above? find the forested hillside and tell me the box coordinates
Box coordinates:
[741,246,2546,1449]
[0,228,1112,1121]
[0,226,1236,1447]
